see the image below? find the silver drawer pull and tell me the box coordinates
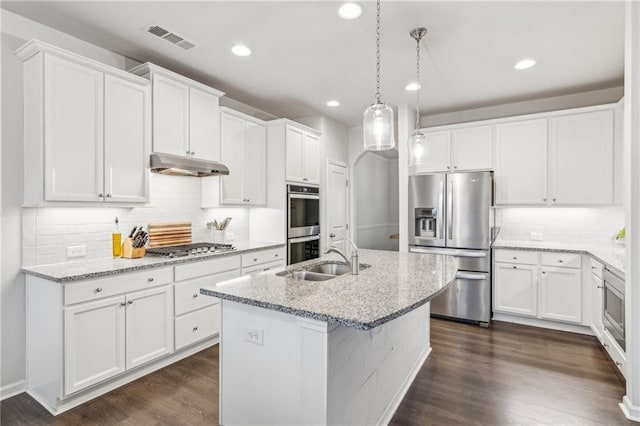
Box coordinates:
[193,326,199,332]
[95,287,103,293]
[127,300,134,305]
[616,361,623,367]
[512,257,517,260]
[193,294,199,298]
[604,343,609,349]
[263,268,269,271]
[148,277,154,282]
[253,258,258,262]
[512,266,517,269]
[120,302,126,307]
[275,254,279,257]
[597,285,604,289]
[558,260,564,263]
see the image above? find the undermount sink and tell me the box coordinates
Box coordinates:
[276,261,371,281]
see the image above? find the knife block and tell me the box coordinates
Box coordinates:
[121,237,146,259]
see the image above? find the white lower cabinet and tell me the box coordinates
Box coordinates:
[64,295,126,395]
[493,249,586,329]
[591,273,604,342]
[494,263,538,317]
[539,267,582,323]
[241,247,286,276]
[175,304,220,350]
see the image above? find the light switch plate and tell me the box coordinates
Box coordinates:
[245,327,263,346]
[530,232,543,241]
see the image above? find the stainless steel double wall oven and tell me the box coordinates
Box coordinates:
[287,185,320,265]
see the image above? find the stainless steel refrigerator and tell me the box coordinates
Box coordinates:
[408,171,493,326]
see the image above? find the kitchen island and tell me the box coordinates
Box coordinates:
[201,249,457,425]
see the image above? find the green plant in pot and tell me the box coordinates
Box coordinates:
[615,228,626,241]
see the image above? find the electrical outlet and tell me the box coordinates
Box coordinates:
[530,232,543,241]
[67,245,87,258]
[245,327,263,346]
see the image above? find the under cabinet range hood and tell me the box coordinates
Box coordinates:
[150,153,229,177]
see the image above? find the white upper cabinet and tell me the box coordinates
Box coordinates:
[219,108,266,206]
[452,125,493,171]
[549,110,614,205]
[104,75,150,203]
[129,63,224,162]
[152,74,189,157]
[17,40,151,205]
[414,125,492,174]
[495,119,548,205]
[285,124,321,185]
[189,87,221,161]
[43,53,105,202]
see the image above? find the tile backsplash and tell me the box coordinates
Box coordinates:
[22,174,250,266]
[495,206,625,243]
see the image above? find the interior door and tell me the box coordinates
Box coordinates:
[327,162,348,250]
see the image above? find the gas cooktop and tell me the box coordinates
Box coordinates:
[146,242,236,258]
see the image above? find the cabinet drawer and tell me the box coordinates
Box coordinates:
[64,267,173,306]
[603,330,626,378]
[541,252,581,269]
[174,255,240,282]
[494,250,538,265]
[590,258,604,279]
[242,260,286,276]
[175,270,240,316]
[175,304,220,350]
[241,247,285,268]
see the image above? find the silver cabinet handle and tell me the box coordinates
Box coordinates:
[604,343,609,348]
[253,258,258,262]
[616,361,623,367]
[543,198,547,202]
[193,294,198,298]
[512,266,517,269]
[542,271,547,275]
[193,326,199,331]
[127,300,134,305]
[247,199,250,203]
[263,268,270,271]
[552,198,557,202]
[105,193,112,198]
[148,277,154,282]
[558,260,564,263]
[453,166,458,169]
[186,150,191,155]
[446,166,450,169]
[303,178,308,181]
[513,256,518,260]
[597,285,604,289]
[275,254,279,257]
[120,302,126,307]
[95,287,103,293]
[98,193,104,198]
[330,233,336,238]
[191,151,195,156]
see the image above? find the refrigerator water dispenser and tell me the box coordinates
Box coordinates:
[415,208,437,239]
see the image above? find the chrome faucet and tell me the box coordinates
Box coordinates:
[324,238,359,275]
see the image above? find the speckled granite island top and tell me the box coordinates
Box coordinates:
[200,249,458,330]
[21,241,285,283]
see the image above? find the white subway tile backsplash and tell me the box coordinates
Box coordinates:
[22,174,252,266]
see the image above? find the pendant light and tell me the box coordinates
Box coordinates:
[363,0,395,151]
[407,27,427,166]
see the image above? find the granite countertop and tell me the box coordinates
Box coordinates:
[201,249,458,330]
[492,236,625,276]
[22,241,285,283]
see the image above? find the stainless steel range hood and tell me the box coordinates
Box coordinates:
[150,153,229,177]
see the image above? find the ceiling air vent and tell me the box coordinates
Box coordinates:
[146,25,198,51]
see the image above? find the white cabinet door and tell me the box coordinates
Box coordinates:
[244,121,266,206]
[591,273,604,342]
[125,286,174,370]
[103,75,150,203]
[286,126,305,183]
[494,263,538,317]
[549,111,614,205]
[152,74,189,157]
[414,131,451,174]
[64,295,126,395]
[220,112,246,204]
[44,54,104,202]
[539,268,582,324]
[303,133,320,184]
[189,87,220,161]
[495,119,548,205]
[452,125,493,171]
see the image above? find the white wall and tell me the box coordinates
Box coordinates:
[496,207,625,244]
[421,86,624,127]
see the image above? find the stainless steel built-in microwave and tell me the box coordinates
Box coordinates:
[287,185,320,239]
[603,268,625,351]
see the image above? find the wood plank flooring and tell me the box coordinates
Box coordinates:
[1,319,633,425]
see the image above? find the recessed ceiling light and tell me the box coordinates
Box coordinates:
[338,2,363,20]
[326,100,340,107]
[405,82,421,91]
[514,58,536,70]
[231,44,251,57]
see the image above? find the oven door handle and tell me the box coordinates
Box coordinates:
[289,193,320,200]
[289,235,320,243]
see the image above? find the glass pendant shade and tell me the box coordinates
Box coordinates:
[363,103,395,151]
[408,130,427,166]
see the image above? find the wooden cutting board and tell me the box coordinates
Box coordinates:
[148,222,192,248]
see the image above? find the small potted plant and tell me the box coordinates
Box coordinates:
[615,227,625,245]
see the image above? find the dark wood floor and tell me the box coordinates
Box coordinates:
[1,319,633,425]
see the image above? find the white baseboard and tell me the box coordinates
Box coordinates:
[0,379,26,401]
[620,396,640,421]
[493,313,593,335]
[377,345,432,426]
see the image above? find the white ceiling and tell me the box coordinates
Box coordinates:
[2,1,624,127]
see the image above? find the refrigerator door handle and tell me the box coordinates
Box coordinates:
[447,180,453,241]
[455,272,488,281]
[408,247,488,257]
[438,180,444,240]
